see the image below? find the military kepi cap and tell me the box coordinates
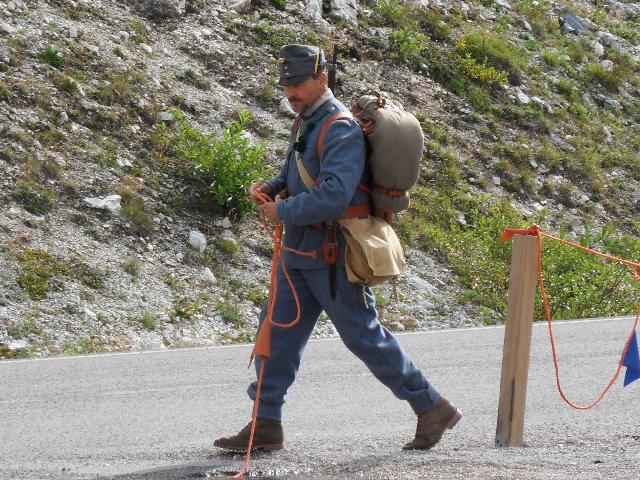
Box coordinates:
[278,44,325,86]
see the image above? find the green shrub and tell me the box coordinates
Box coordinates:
[457,53,509,87]
[41,45,64,69]
[398,190,640,321]
[75,263,105,290]
[271,0,286,10]
[169,109,270,215]
[136,312,158,330]
[122,256,141,277]
[52,73,78,96]
[121,196,153,234]
[542,50,559,67]
[12,180,55,215]
[16,248,69,300]
[421,12,451,41]
[217,237,239,256]
[391,27,428,62]
[218,301,243,326]
[0,81,10,99]
[456,31,526,81]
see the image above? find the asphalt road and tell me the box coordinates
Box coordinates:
[1,317,639,480]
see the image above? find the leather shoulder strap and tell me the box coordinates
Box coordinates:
[316,112,353,159]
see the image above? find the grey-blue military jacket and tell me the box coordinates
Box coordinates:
[265,93,369,270]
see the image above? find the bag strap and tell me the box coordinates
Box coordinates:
[316,112,353,159]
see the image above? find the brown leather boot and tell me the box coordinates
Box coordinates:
[214,418,283,452]
[403,397,462,450]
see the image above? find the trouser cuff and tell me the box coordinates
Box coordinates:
[410,385,441,416]
[257,401,282,422]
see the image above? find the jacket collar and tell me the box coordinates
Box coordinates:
[301,89,334,119]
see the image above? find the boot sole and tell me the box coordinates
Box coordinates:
[214,442,283,452]
[446,409,463,430]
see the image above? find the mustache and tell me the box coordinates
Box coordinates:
[288,97,301,103]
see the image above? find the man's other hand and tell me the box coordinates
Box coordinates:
[249,183,270,204]
[259,198,281,223]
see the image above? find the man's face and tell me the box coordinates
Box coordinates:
[284,73,327,113]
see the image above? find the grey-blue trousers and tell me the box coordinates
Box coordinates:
[248,265,440,421]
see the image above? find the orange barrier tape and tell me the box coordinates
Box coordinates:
[504,225,640,410]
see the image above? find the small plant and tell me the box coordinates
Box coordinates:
[12,181,55,215]
[123,256,141,277]
[6,319,42,339]
[41,45,65,69]
[258,84,275,103]
[271,0,286,10]
[246,287,268,306]
[455,31,526,82]
[457,53,509,87]
[218,300,242,326]
[391,27,427,62]
[168,108,270,215]
[0,81,9,99]
[169,296,202,322]
[136,312,158,330]
[16,248,69,300]
[75,263,105,290]
[217,237,239,256]
[120,195,153,235]
[52,73,78,96]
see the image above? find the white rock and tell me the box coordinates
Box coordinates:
[6,339,28,350]
[159,111,174,122]
[603,125,613,143]
[8,206,21,218]
[522,20,532,32]
[279,97,297,117]
[0,23,16,35]
[495,0,511,9]
[201,267,216,284]
[222,217,232,229]
[56,111,69,125]
[140,43,153,54]
[118,31,130,41]
[83,195,122,214]
[228,0,252,13]
[68,27,78,39]
[514,88,531,105]
[329,0,358,28]
[600,59,614,72]
[189,230,207,252]
[492,176,501,186]
[306,0,323,22]
[84,308,97,321]
[593,41,605,57]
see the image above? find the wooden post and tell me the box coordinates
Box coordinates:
[495,234,538,448]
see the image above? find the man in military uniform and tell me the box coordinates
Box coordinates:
[214,44,461,452]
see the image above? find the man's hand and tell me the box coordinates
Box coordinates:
[259,197,281,223]
[249,182,270,204]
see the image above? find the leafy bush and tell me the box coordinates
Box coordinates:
[41,45,64,69]
[399,189,640,321]
[391,27,428,62]
[16,248,69,300]
[457,53,509,87]
[12,180,55,215]
[271,0,286,10]
[166,109,270,216]
[456,31,526,82]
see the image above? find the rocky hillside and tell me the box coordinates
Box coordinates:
[1,0,639,359]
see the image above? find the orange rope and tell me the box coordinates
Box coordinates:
[228,191,313,478]
[503,224,640,410]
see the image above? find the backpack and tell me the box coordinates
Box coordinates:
[316,92,424,220]
[295,93,423,286]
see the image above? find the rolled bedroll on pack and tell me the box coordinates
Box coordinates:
[352,93,424,214]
